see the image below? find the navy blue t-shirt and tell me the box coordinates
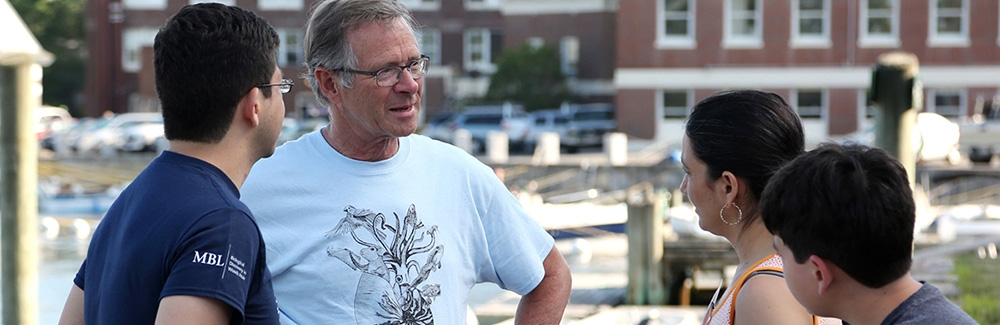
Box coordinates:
[74,151,278,324]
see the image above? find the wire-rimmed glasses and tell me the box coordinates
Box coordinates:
[257,78,294,94]
[336,55,430,87]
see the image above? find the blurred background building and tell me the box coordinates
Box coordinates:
[82,0,616,126]
[82,0,1000,148]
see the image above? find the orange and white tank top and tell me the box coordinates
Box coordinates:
[703,254,841,325]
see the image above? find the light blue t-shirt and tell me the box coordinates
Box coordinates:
[242,131,553,324]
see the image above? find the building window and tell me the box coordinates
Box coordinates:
[123,0,166,10]
[258,0,303,10]
[561,37,579,77]
[465,0,499,10]
[859,0,899,47]
[656,0,696,49]
[398,0,440,11]
[661,90,690,118]
[796,89,824,118]
[276,29,302,68]
[122,28,158,72]
[724,0,763,48]
[464,29,501,74]
[791,0,830,48]
[189,0,236,5]
[929,89,964,118]
[418,29,441,66]
[526,37,545,49]
[928,0,969,47]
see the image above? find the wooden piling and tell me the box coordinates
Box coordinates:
[625,182,666,305]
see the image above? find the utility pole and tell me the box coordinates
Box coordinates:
[869,52,921,185]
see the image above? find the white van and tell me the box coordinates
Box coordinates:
[34,106,73,140]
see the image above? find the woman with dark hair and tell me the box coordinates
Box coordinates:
[681,90,839,325]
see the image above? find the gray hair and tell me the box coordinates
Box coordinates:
[302,0,419,107]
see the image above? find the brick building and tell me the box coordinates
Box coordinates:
[82,0,616,124]
[615,0,1000,148]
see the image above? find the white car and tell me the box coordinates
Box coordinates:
[75,113,162,153]
[120,120,165,152]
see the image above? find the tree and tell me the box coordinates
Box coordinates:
[11,0,86,115]
[484,44,571,111]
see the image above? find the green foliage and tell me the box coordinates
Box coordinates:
[954,253,1000,324]
[483,44,570,111]
[11,0,87,113]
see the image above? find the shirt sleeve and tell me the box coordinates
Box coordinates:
[73,259,87,289]
[160,208,262,320]
[480,180,554,295]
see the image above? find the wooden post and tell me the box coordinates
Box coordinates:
[870,52,920,185]
[1,63,40,325]
[625,182,666,305]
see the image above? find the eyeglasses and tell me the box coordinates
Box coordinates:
[336,55,430,87]
[257,78,294,94]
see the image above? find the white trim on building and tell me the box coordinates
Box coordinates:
[615,66,1000,89]
[500,0,616,15]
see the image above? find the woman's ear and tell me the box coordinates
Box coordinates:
[719,171,741,205]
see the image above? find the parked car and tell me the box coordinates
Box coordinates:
[523,109,569,152]
[74,113,162,153]
[276,117,328,146]
[560,103,617,153]
[420,111,455,142]
[34,106,73,141]
[119,119,165,152]
[447,103,531,154]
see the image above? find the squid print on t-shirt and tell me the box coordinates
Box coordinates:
[325,204,443,325]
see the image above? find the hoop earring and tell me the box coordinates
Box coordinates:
[720,203,743,226]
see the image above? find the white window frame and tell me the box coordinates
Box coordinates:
[465,0,500,11]
[656,0,696,49]
[659,89,692,118]
[122,28,158,73]
[790,0,831,48]
[123,0,167,10]
[418,28,442,65]
[927,0,969,47]
[858,0,900,48]
[561,36,579,77]
[189,0,236,5]
[463,28,496,73]
[398,0,441,11]
[723,0,763,49]
[276,28,303,68]
[258,0,303,11]
[793,89,827,119]
[927,89,966,118]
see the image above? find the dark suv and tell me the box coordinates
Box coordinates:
[443,104,531,154]
[561,103,616,152]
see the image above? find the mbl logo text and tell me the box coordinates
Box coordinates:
[193,251,226,266]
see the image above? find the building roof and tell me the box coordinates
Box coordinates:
[0,0,53,66]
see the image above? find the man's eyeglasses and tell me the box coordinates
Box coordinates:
[336,55,430,87]
[257,78,294,94]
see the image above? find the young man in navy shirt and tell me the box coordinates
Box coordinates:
[58,3,287,324]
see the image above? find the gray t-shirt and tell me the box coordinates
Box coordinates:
[880,282,978,325]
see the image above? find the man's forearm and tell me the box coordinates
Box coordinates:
[514,246,572,324]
